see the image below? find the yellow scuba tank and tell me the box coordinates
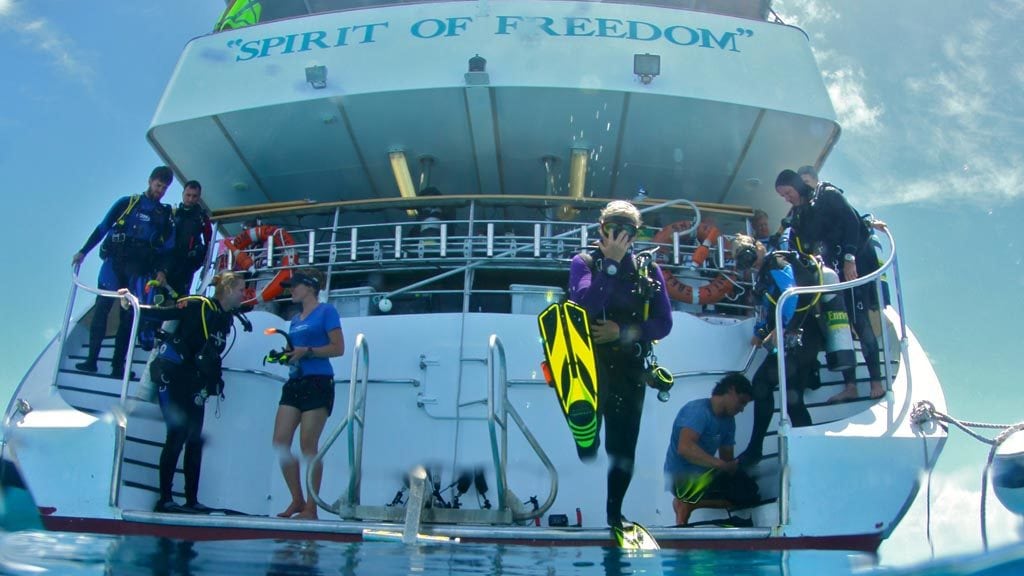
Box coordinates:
[818,266,856,372]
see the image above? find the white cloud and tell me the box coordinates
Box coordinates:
[773,0,839,28]
[0,1,94,88]
[41,327,57,342]
[879,470,1024,566]
[823,66,884,133]
[820,5,1023,209]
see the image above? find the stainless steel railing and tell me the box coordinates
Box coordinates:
[487,334,558,521]
[60,265,143,509]
[774,226,906,527]
[308,333,370,514]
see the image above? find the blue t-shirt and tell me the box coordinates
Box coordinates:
[289,303,342,377]
[663,398,736,479]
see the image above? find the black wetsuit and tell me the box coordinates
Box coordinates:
[744,253,823,463]
[145,297,233,507]
[167,204,212,296]
[788,183,882,388]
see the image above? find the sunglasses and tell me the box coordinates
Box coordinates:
[601,222,638,239]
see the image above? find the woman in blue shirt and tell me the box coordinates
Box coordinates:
[272,268,344,519]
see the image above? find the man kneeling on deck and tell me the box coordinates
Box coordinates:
[664,373,759,526]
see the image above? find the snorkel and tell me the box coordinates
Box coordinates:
[263,328,294,365]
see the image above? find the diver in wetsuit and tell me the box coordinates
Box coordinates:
[779,168,885,402]
[568,201,673,535]
[735,236,823,466]
[144,272,246,513]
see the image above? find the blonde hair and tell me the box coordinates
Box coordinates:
[599,201,642,226]
[213,271,245,299]
[732,234,757,252]
[731,234,765,271]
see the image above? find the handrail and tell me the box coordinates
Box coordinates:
[308,333,370,515]
[487,334,558,521]
[221,367,289,383]
[211,194,749,222]
[66,265,142,405]
[63,264,142,510]
[773,226,902,527]
[380,198,700,302]
[674,346,759,380]
[222,366,418,388]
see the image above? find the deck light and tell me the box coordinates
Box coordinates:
[305,65,327,89]
[466,54,489,85]
[389,150,419,216]
[633,53,660,84]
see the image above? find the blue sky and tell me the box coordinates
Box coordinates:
[1,0,1022,565]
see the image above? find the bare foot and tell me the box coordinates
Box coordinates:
[827,385,859,404]
[277,500,305,518]
[869,381,886,399]
[295,505,319,520]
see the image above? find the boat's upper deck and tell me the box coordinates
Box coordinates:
[151,1,834,228]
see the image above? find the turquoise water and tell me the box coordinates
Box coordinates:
[0,531,1021,575]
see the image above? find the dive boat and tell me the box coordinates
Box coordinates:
[4,0,946,550]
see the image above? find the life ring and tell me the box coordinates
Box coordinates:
[225,225,299,304]
[653,220,733,305]
[651,220,720,267]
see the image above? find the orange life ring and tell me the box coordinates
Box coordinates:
[225,225,299,304]
[651,220,720,266]
[652,220,733,305]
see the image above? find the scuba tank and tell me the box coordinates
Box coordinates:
[817,265,856,372]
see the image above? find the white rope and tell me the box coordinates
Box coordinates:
[912,400,1024,552]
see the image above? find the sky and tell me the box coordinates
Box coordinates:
[0,0,1022,567]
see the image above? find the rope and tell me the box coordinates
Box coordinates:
[981,422,1024,551]
[921,434,935,559]
[911,400,1024,552]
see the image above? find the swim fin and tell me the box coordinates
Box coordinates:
[613,521,660,550]
[538,301,600,460]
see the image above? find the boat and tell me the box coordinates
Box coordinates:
[2,0,947,551]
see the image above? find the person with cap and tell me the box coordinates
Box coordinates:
[73,166,176,379]
[271,267,344,520]
[775,168,885,402]
[568,200,673,538]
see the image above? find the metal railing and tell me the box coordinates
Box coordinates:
[773,227,907,527]
[308,333,370,514]
[59,265,143,509]
[59,266,143,404]
[487,335,558,521]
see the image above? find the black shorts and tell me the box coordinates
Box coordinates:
[279,375,335,416]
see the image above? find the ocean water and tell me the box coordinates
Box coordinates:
[0,531,1021,576]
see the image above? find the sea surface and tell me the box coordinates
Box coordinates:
[0,531,1022,576]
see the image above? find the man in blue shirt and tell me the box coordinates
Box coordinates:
[664,373,754,526]
[72,166,176,379]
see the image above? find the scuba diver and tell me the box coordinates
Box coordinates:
[166,180,213,296]
[732,234,824,467]
[142,272,246,513]
[567,200,673,539]
[777,168,885,401]
[73,166,176,379]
